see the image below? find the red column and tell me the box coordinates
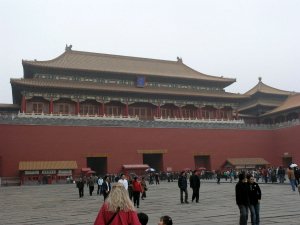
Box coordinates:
[199,107,202,119]
[102,102,105,116]
[98,102,101,116]
[157,104,161,118]
[179,107,183,119]
[236,110,239,120]
[21,95,26,113]
[125,101,129,117]
[76,100,80,115]
[49,97,53,114]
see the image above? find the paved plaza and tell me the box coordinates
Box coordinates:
[0,180,300,225]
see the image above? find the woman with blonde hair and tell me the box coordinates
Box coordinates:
[94,182,141,225]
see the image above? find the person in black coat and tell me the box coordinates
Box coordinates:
[235,172,250,225]
[190,170,201,203]
[247,174,261,225]
[76,178,84,198]
[178,171,189,204]
[101,175,111,201]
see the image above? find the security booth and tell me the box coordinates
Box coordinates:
[19,161,78,185]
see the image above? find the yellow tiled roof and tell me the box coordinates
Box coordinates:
[245,80,293,96]
[11,78,247,99]
[19,161,78,170]
[22,50,235,84]
[226,158,270,166]
[262,93,300,116]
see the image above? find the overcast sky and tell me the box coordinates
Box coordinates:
[1,0,299,103]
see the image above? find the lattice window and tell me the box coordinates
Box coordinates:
[58,104,69,114]
[32,103,44,114]
[80,104,98,115]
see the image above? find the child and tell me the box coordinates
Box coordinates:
[158,215,173,225]
[137,212,148,225]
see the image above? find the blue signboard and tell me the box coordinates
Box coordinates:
[136,76,145,87]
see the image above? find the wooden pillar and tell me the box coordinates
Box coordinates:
[125,101,129,117]
[179,107,183,119]
[98,102,101,116]
[157,104,161,118]
[21,95,26,113]
[217,108,221,120]
[76,100,80,115]
[199,107,202,119]
[102,102,105,116]
[49,97,53,114]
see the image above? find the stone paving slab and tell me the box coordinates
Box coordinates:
[0,181,300,225]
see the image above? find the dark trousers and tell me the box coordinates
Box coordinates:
[191,187,199,202]
[103,191,109,201]
[249,203,260,225]
[89,186,94,196]
[238,204,249,225]
[78,188,84,198]
[97,185,101,195]
[180,188,188,203]
[133,191,140,207]
[141,191,146,199]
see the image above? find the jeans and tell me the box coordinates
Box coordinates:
[249,203,260,225]
[238,204,249,225]
[290,179,296,191]
[180,188,188,203]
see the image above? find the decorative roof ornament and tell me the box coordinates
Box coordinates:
[177,56,183,63]
[65,44,73,51]
[258,76,262,82]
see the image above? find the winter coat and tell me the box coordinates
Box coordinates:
[178,175,187,190]
[248,182,261,205]
[94,203,141,225]
[235,181,250,206]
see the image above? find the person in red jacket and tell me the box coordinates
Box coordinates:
[132,176,143,208]
[94,182,141,225]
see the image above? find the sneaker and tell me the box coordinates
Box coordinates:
[185,201,189,204]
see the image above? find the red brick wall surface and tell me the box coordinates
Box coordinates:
[1,124,300,177]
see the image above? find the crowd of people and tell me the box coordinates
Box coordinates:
[90,175,172,225]
[74,164,299,225]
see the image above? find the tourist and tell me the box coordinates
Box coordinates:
[235,172,249,225]
[88,176,95,196]
[247,174,261,225]
[158,215,173,225]
[287,166,296,191]
[132,176,143,208]
[138,212,149,225]
[155,173,160,185]
[140,177,148,200]
[76,177,84,198]
[189,170,200,203]
[178,171,189,204]
[94,183,141,225]
[97,176,103,195]
[118,174,129,190]
[102,175,111,201]
[128,176,133,200]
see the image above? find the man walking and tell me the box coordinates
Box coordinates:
[235,172,250,225]
[190,170,200,203]
[178,171,189,204]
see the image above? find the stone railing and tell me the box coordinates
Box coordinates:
[0,113,299,130]
[154,116,244,124]
[17,112,139,121]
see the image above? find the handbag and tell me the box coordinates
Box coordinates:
[106,207,120,225]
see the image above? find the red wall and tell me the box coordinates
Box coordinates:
[1,124,300,177]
